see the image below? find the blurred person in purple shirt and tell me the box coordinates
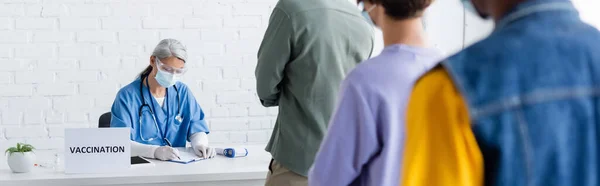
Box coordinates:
[308,0,442,185]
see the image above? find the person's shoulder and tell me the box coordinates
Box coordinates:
[347,52,431,89]
[344,58,381,86]
[276,0,354,16]
[349,56,387,77]
[413,66,456,96]
[447,28,528,64]
[174,81,194,96]
[175,81,189,90]
[116,78,141,98]
[273,0,297,16]
[419,67,453,83]
[342,56,400,93]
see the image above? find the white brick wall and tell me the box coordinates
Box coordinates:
[33,31,74,43]
[0,18,11,30]
[77,31,116,43]
[5,127,47,138]
[60,18,100,30]
[0,32,28,43]
[0,4,25,17]
[68,4,110,17]
[102,17,141,30]
[0,0,279,169]
[0,84,33,96]
[16,18,56,30]
[184,17,222,29]
[15,44,57,58]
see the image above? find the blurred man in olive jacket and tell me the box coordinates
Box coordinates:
[255,0,373,185]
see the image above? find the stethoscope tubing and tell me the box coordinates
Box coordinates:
[138,74,182,142]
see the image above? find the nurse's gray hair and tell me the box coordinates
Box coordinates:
[138,39,188,78]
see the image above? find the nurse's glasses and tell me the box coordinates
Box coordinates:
[156,59,188,75]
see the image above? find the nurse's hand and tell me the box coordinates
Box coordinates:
[193,145,216,159]
[190,132,216,159]
[154,146,181,161]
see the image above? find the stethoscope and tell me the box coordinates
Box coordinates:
[138,74,183,142]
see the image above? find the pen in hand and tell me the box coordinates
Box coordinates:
[164,138,181,160]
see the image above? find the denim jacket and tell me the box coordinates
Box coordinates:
[443,0,600,185]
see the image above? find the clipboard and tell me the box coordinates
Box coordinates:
[168,147,206,164]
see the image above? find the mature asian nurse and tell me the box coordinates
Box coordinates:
[110,39,216,161]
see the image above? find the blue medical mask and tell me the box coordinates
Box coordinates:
[361,10,375,26]
[154,61,180,88]
[359,2,376,26]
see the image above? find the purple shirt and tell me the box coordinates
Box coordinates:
[308,44,443,186]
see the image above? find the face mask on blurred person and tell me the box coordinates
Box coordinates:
[360,2,377,26]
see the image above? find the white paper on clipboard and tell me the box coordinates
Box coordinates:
[168,147,206,164]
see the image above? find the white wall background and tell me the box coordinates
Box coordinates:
[0,0,281,168]
[367,0,495,57]
[0,0,594,169]
[573,0,600,28]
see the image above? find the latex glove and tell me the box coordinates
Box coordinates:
[191,132,216,159]
[193,145,216,159]
[153,146,181,161]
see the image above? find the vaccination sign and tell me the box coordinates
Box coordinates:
[65,128,130,174]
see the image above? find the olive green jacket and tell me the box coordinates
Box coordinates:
[255,0,374,176]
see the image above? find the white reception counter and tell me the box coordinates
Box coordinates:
[0,145,270,186]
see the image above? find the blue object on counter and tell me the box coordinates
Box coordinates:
[216,148,248,158]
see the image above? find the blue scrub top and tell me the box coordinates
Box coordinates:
[110,78,209,147]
